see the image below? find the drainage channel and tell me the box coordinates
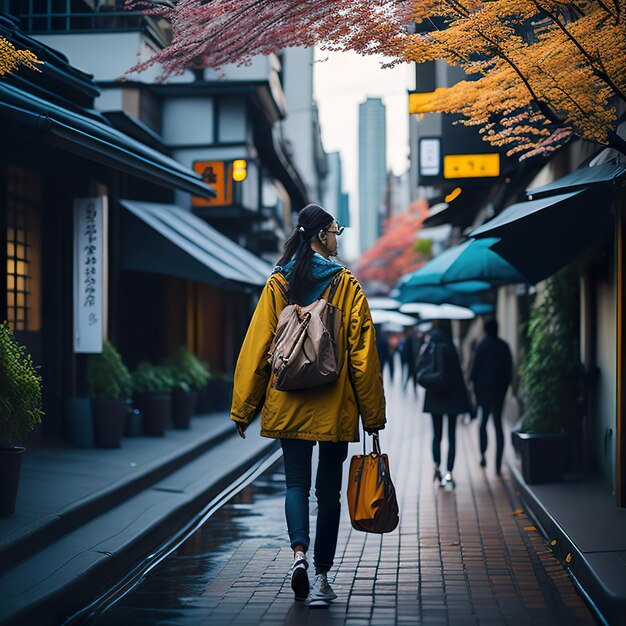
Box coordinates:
[64,448,285,625]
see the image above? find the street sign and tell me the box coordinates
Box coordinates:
[409,88,448,115]
[73,197,107,353]
[193,160,232,207]
[443,154,500,179]
[419,138,441,177]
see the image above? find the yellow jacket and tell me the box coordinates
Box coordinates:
[230,268,386,441]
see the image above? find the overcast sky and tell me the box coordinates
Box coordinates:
[313,49,415,259]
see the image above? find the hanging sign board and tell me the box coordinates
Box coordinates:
[192,160,233,207]
[73,197,107,353]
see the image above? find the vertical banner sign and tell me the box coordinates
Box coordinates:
[73,197,107,353]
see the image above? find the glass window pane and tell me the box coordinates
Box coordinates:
[7,242,14,258]
[17,277,25,291]
[7,275,14,290]
[7,259,15,274]
[7,293,14,307]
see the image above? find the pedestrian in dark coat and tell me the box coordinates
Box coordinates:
[375,327,389,377]
[420,320,470,489]
[469,318,512,475]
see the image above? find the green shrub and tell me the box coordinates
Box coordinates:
[132,362,175,395]
[167,347,211,391]
[520,266,585,433]
[87,340,132,401]
[414,238,433,259]
[0,322,43,445]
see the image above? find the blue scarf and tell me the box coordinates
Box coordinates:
[275,253,344,305]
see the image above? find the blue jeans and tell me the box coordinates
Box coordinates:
[280,439,348,573]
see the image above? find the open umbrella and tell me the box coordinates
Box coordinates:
[399,302,475,320]
[370,310,418,326]
[367,297,401,310]
[393,282,490,308]
[403,238,526,288]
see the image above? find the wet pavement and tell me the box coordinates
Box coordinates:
[87,372,597,626]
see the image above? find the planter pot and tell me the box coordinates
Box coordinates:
[219,380,234,411]
[91,399,129,448]
[0,446,25,517]
[125,409,143,437]
[515,432,570,484]
[135,393,171,436]
[196,384,216,414]
[65,397,94,448]
[211,380,233,411]
[171,390,198,429]
[206,378,222,413]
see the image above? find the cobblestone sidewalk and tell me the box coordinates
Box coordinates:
[196,378,595,626]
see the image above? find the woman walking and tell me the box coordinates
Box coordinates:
[420,319,470,489]
[230,204,386,607]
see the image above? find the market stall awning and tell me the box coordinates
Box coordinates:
[0,82,216,199]
[526,161,626,199]
[470,187,610,284]
[121,201,272,288]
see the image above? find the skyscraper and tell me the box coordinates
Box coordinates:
[358,98,387,253]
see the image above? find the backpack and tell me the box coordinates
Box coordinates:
[268,273,343,392]
[415,340,446,390]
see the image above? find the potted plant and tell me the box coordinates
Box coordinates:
[87,340,132,448]
[167,347,210,428]
[0,322,43,516]
[515,267,584,484]
[132,362,175,436]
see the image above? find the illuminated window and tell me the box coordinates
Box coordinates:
[5,165,42,332]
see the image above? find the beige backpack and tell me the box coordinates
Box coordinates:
[268,273,343,392]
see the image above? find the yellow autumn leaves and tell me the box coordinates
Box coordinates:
[0,36,42,77]
[401,0,626,157]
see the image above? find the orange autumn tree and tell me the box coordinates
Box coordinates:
[0,36,41,77]
[128,0,626,159]
[354,200,429,294]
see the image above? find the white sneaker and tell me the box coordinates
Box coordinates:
[289,552,309,601]
[443,472,456,491]
[306,573,337,608]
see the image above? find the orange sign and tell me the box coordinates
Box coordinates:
[193,161,232,207]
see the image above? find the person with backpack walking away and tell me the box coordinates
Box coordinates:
[469,318,513,475]
[416,319,470,489]
[230,204,386,608]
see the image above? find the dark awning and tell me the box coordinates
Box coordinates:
[470,188,611,284]
[121,200,272,288]
[0,82,216,199]
[526,161,626,199]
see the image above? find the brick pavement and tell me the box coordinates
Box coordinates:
[194,376,595,626]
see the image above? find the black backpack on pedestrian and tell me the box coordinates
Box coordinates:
[416,341,446,390]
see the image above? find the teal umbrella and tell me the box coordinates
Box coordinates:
[393,282,490,307]
[403,238,526,288]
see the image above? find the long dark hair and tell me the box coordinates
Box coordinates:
[277,203,334,304]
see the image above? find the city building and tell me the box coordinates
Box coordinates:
[358,97,387,253]
[323,151,350,228]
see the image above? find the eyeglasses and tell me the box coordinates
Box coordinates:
[324,226,344,236]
